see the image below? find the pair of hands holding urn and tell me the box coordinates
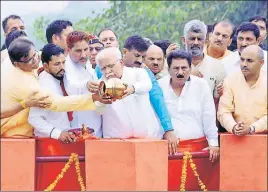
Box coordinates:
[87,78,134,104]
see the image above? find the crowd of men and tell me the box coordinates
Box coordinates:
[1,14,267,161]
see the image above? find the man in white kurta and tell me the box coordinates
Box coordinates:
[96,47,163,139]
[158,50,219,162]
[64,31,102,137]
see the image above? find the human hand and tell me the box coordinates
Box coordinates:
[92,93,113,104]
[191,70,204,78]
[216,82,224,97]
[166,43,180,56]
[121,85,135,99]
[87,81,100,93]
[58,131,76,144]
[163,130,178,155]
[202,146,220,162]
[25,91,51,108]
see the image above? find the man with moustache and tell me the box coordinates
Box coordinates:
[181,20,225,100]
[144,44,169,80]
[64,31,102,137]
[205,20,235,60]
[45,20,74,56]
[158,50,219,162]
[222,22,267,76]
[249,15,267,50]
[98,28,119,48]
[1,38,111,138]
[94,35,177,154]
[96,47,164,140]
[218,45,267,135]
[88,34,104,69]
[1,14,26,51]
[28,44,76,142]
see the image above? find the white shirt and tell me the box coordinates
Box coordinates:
[100,67,163,139]
[158,75,218,146]
[28,71,71,139]
[64,56,102,137]
[191,55,226,97]
[222,50,267,76]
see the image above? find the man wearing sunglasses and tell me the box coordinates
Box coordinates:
[88,34,104,69]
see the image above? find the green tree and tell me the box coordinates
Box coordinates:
[33,1,267,47]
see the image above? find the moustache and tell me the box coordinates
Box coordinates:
[176,74,184,78]
[80,57,87,61]
[134,61,142,66]
[190,45,201,50]
[153,63,159,67]
[57,69,65,75]
[215,41,223,45]
[241,66,249,70]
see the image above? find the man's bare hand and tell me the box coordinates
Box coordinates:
[203,146,220,162]
[216,82,224,97]
[191,71,204,78]
[87,81,100,93]
[121,85,135,99]
[166,43,180,56]
[235,122,250,136]
[58,131,76,144]
[163,130,178,155]
[25,91,51,108]
[92,93,113,104]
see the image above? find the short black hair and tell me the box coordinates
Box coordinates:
[41,43,65,64]
[167,50,192,68]
[97,28,118,38]
[2,14,23,33]
[46,20,73,43]
[236,22,260,39]
[153,40,172,56]
[212,20,236,38]
[5,30,27,49]
[123,35,148,52]
[249,15,267,28]
[8,38,34,64]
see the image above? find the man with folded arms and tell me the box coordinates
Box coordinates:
[218,45,267,135]
[1,38,111,138]
[158,50,219,162]
[96,47,164,140]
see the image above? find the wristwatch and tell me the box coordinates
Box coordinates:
[249,125,255,135]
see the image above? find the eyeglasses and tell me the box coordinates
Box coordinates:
[89,47,104,52]
[18,50,40,64]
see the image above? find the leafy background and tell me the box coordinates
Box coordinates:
[31,1,267,49]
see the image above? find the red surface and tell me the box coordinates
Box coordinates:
[168,137,220,191]
[35,138,86,191]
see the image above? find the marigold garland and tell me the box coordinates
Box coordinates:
[44,153,86,191]
[180,151,207,191]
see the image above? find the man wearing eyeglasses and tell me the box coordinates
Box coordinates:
[88,34,104,69]
[64,31,103,137]
[1,38,112,138]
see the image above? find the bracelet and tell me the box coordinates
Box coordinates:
[49,127,55,138]
[20,100,27,109]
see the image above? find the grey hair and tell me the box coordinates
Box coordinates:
[184,20,207,38]
[143,37,153,46]
[96,47,122,64]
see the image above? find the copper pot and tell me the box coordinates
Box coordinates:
[99,80,127,100]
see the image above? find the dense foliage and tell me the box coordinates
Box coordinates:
[34,1,267,47]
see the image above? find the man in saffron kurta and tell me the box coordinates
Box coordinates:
[1,38,111,138]
[218,45,267,135]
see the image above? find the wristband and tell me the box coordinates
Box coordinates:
[21,100,27,109]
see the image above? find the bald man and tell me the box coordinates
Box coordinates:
[218,45,267,135]
[144,45,169,80]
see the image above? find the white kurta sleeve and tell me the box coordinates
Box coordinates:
[201,81,219,147]
[132,68,152,94]
[28,107,62,139]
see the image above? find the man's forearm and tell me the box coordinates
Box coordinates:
[1,102,24,119]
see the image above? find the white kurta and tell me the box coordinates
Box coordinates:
[64,55,102,137]
[28,71,71,139]
[100,66,163,139]
[158,75,218,146]
[222,50,267,76]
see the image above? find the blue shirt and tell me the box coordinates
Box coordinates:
[95,64,173,132]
